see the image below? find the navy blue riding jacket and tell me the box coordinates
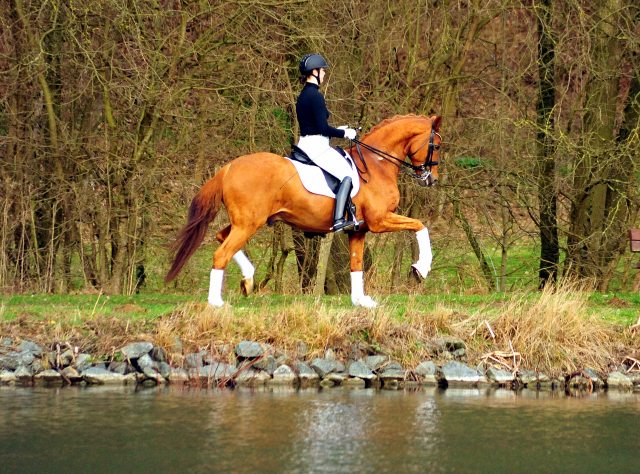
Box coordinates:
[296,83,345,138]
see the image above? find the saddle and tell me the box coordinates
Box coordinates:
[287,146,358,238]
[288,145,351,194]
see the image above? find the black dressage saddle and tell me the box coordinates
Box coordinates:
[288,145,352,194]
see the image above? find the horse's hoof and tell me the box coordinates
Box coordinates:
[354,295,378,308]
[411,262,430,279]
[240,277,254,297]
[207,299,225,307]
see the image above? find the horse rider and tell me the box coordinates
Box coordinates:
[295,54,362,234]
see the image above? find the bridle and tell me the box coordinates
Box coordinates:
[350,120,441,185]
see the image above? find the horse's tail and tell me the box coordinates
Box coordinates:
[165,166,228,283]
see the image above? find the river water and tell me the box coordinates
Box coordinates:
[1,385,639,473]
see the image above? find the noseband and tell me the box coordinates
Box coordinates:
[351,119,441,184]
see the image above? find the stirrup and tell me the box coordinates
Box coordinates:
[332,219,355,234]
[332,218,365,234]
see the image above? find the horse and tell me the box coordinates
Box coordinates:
[166,114,442,307]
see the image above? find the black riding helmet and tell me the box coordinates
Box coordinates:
[299,54,329,84]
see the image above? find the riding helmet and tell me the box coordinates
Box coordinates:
[299,54,329,75]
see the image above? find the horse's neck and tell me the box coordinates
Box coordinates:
[361,126,415,179]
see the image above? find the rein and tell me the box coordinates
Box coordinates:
[349,121,440,184]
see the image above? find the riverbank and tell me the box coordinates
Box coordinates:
[1,287,640,390]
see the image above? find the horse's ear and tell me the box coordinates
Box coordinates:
[432,116,442,133]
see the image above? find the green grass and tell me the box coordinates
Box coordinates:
[2,291,638,327]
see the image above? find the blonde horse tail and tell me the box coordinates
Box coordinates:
[166,167,228,283]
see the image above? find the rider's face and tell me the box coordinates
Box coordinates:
[319,68,326,83]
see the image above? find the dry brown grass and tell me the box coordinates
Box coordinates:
[1,287,628,376]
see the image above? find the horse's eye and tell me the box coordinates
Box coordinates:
[434,145,440,150]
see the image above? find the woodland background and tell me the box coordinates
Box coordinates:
[0,0,639,296]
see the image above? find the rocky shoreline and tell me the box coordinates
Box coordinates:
[0,337,637,391]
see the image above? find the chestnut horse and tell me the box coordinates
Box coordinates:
[166,114,442,307]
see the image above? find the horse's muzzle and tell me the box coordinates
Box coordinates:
[418,176,438,187]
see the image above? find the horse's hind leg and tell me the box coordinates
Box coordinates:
[208,225,260,306]
[216,225,254,296]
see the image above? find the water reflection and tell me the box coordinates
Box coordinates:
[1,386,640,474]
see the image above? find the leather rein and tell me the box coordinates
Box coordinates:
[349,121,440,184]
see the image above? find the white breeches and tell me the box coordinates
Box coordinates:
[298,135,352,181]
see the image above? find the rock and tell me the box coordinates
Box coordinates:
[123,373,137,385]
[606,372,633,389]
[168,368,189,382]
[108,361,131,375]
[415,361,438,385]
[151,346,167,363]
[60,350,74,366]
[437,361,481,384]
[189,363,236,381]
[296,362,320,382]
[35,369,62,383]
[487,367,515,384]
[382,361,403,371]
[270,364,298,384]
[14,366,32,383]
[120,342,153,359]
[275,354,289,367]
[325,349,337,361]
[143,367,163,381]
[30,360,44,375]
[364,355,388,371]
[137,354,156,371]
[0,351,35,370]
[326,372,348,384]
[583,368,601,386]
[379,367,405,381]
[235,341,263,358]
[518,370,537,385]
[319,378,335,387]
[253,355,277,374]
[0,370,17,383]
[348,360,375,380]
[451,348,466,358]
[82,367,126,385]
[444,339,466,351]
[75,354,92,372]
[17,341,43,355]
[311,358,337,377]
[332,360,346,373]
[349,344,362,360]
[343,377,366,388]
[296,341,308,356]
[185,353,203,368]
[1,338,12,346]
[158,362,171,379]
[235,368,270,386]
[61,367,82,382]
[538,372,550,383]
[415,361,437,376]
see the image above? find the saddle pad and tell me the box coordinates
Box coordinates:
[285,155,360,199]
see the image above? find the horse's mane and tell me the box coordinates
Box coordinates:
[361,114,431,142]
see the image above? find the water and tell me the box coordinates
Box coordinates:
[1,386,639,473]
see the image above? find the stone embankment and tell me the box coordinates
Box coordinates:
[0,337,637,390]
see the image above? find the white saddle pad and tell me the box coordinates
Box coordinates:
[285,155,360,199]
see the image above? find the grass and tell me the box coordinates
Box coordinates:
[2,287,639,377]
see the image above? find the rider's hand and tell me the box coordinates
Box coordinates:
[343,128,357,140]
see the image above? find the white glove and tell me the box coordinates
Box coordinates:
[337,125,348,129]
[343,128,357,140]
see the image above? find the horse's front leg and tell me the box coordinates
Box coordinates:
[348,232,377,308]
[367,213,432,279]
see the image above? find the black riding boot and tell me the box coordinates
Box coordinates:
[332,177,363,234]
